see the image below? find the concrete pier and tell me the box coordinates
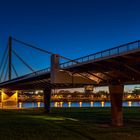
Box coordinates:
[44,88,51,113]
[109,85,124,126]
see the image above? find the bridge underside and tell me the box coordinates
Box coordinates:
[64,49,140,86]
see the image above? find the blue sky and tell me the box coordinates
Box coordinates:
[0,0,140,90]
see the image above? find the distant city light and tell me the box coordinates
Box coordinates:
[35,90,43,94]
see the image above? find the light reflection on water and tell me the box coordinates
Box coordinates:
[101,101,105,107]
[128,101,132,107]
[18,101,140,108]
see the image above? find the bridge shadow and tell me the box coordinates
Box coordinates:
[50,107,111,125]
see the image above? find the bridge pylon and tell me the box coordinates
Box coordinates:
[50,54,94,84]
[43,54,95,113]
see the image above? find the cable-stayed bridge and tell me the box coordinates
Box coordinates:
[0,36,140,126]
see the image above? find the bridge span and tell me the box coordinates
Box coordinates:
[0,37,140,126]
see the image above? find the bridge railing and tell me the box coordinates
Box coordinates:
[21,40,140,79]
[18,67,51,80]
[2,40,140,83]
[60,40,140,68]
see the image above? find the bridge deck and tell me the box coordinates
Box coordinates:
[0,40,140,90]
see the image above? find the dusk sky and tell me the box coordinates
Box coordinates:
[0,0,140,86]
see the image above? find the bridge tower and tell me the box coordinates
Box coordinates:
[0,37,18,109]
[43,54,59,113]
[43,54,95,113]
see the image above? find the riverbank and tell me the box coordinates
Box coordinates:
[0,107,140,140]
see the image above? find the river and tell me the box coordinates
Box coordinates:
[18,101,140,108]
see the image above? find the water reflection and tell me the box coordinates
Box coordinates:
[60,102,63,107]
[68,102,71,107]
[37,102,41,107]
[19,102,22,108]
[128,101,132,107]
[54,102,58,107]
[17,101,140,108]
[90,101,93,107]
[54,102,63,107]
[101,101,105,107]
[79,102,82,107]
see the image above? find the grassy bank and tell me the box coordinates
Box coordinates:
[0,107,140,140]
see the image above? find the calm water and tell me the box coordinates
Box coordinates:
[18,101,140,108]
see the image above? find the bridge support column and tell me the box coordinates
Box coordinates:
[44,88,51,113]
[109,85,124,126]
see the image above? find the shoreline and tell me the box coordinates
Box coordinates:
[18,99,140,102]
